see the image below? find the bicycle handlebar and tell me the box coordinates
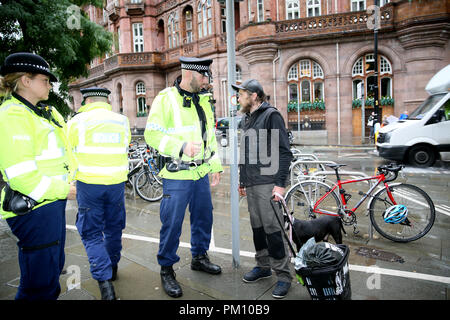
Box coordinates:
[377,163,404,182]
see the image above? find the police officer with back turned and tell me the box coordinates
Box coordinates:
[144,56,223,298]
[68,87,131,300]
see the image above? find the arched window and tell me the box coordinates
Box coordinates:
[351,54,393,100]
[287,59,326,131]
[288,60,324,103]
[286,0,300,20]
[168,12,179,49]
[197,0,212,39]
[184,8,193,43]
[136,81,147,117]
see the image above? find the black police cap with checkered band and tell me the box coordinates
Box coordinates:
[1,52,58,82]
[179,56,213,77]
[80,87,111,99]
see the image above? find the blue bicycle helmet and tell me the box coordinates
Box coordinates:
[383,205,408,224]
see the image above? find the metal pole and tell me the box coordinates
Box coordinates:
[373,0,380,124]
[361,81,365,144]
[226,0,240,268]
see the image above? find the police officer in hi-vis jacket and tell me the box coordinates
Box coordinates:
[144,56,223,298]
[0,52,76,300]
[67,87,131,300]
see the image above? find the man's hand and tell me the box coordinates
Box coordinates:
[183,141,202,157]
[272,186,285,202]
[67,182,77,200]
[210,172,221,187]
[238,186,246,197]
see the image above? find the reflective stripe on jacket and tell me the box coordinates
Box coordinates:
[144,87,222,180]
[67,102,131,185]
[0,96,72,219]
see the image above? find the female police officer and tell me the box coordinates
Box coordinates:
[0,52,76,300]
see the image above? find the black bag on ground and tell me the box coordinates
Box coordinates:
[296,244,351,300]
[303,242,345,268]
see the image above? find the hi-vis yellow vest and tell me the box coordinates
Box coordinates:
[67,102,131,185]
[144,87,223,180]
[0,96,73,219]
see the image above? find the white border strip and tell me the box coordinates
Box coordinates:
[66,225,450,285]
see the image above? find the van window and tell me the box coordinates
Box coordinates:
[442,99,450,121]
[409,93,446,120]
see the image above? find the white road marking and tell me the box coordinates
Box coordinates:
[66,224,450,285]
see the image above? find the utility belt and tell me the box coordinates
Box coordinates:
[166,152,215,173]
[2,184,38,216]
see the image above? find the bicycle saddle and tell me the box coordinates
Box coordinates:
[326,163,347,170]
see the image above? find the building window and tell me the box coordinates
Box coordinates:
[380,0,390,6]
[132,23,144,52]
[136,81,147,116]
[352,57,363,76]
[351,54,393,101]
[130,0,142,3]
[287,59,324,101]
[288,65,298,80]
[236,66,242,82]
[287,59,326,131]
[221,5,226,32]
[380,56,392,75]
[307,0,321,17]
[351,0,365,11]
[286,0,300,20]
[185,9,193,43]
[197,0,212,38]
[168,12,179,49]
[257,0,264,22]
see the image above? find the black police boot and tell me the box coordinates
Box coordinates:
[110,265,118,281]
[98,280,116,300]
[160,266,182,298]
[191,253,222,275]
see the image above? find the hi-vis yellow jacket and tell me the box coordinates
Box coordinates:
[67,102,131,185]
[144,87,223,180]
[0,95,73,219]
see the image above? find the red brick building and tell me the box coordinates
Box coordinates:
[69,0,450,144]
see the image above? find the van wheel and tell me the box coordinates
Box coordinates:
[408,145,436,167]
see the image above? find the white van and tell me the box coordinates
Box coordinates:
[377,64,450,167]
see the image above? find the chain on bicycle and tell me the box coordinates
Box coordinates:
[340,209,357,226]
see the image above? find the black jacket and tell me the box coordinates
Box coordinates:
[239,102,293,188]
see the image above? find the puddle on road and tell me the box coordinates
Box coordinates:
[355,246,405,263]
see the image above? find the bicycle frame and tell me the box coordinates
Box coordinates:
[312,171,396,217]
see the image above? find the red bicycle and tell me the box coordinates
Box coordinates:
[284,163,435,242]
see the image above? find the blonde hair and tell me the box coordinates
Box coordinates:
[0,72,28,100]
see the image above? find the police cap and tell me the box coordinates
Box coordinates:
[80,87,111,99]
[0,52,58,82]
[179,56,213,77]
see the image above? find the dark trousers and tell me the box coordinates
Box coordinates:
[158,175,213,266]
[246,184,292,283]
[7,200,67,300]
[76,181,126,281]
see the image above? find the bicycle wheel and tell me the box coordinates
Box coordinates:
[134,170,163,202]
[284,180,341,220]
[369,183,435,242]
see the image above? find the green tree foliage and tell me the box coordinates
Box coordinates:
[0,0,112,118]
